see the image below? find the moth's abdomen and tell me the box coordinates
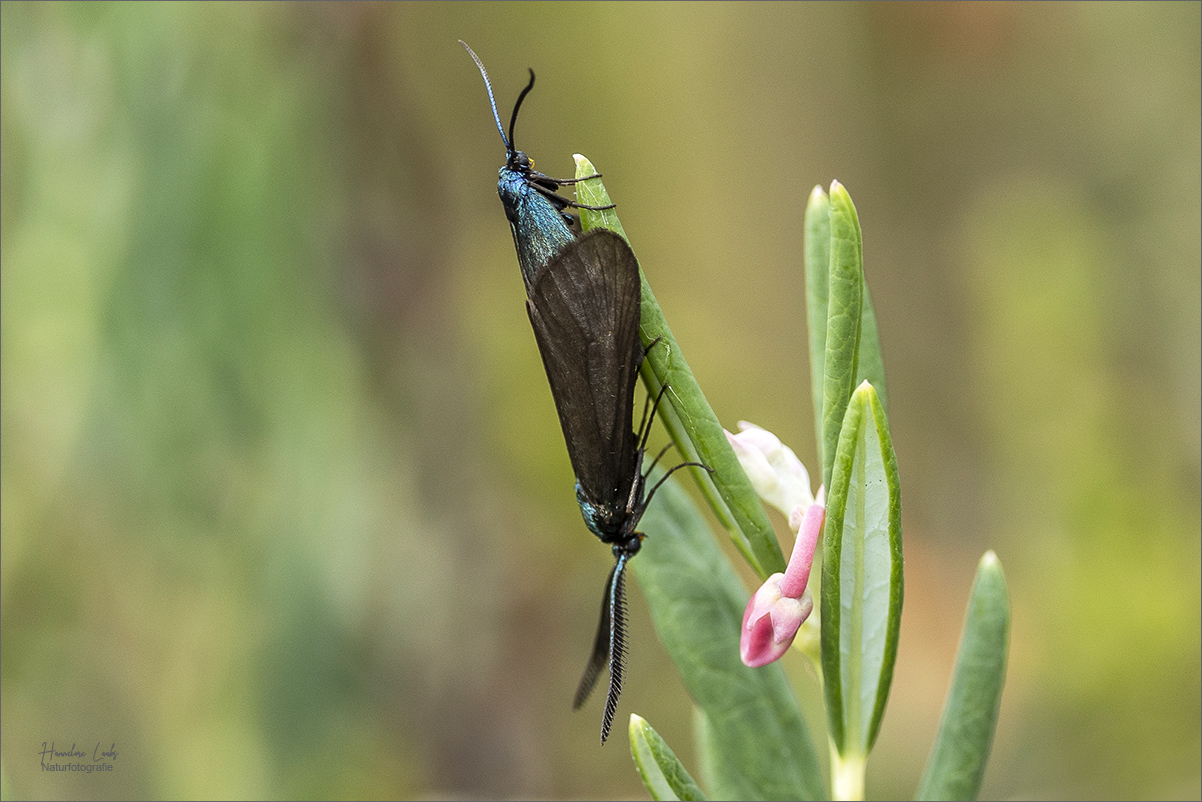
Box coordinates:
[575,482,629,544]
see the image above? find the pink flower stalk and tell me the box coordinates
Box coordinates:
[740,501,825,667]
[726,420,826,668]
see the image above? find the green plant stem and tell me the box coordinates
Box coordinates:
[830,748,866,801]
[573,155,784,578]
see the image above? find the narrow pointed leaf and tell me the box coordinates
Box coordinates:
[634,472,825,801]
[857,284,888,414]
[575,157,784,578]
[915,552,1010,801]
[821,181,864,492]
[805,185,832,461]
[821,381,903,757]
[811,181,888,477]
[630,714,708,801]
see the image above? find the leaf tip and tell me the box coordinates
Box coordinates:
[977,551,1009,600]
[852,379,878,404]
[828,181,858,215]
[573,153,596,177]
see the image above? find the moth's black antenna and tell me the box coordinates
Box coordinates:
[459,40,511,151]
[508,69,536,156]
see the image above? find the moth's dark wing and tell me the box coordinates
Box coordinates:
[573,561,615,711]
[526,230,643,506]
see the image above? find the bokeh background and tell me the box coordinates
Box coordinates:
[2,2,1199,799]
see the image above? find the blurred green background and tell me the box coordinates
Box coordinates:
[2,2,1198,799]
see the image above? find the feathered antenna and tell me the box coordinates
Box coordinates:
[600,553,630,744]
[572,551,631,744]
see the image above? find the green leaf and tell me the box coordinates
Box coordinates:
[575,156,785,578]
[857,284,888,414]
[805,186,832,465]
[693,705,791,802]
[692,707,723,797]
[821,381,903,758]
[810,181,888,481]
[821,181,865,492]
[630,714,708,801]
[915,552,1011,801]
[634,472,825,801]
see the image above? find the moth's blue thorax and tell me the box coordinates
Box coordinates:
[498,163,574,289]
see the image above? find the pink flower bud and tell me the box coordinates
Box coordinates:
[740,502,825,667]
[741,574,814,667]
